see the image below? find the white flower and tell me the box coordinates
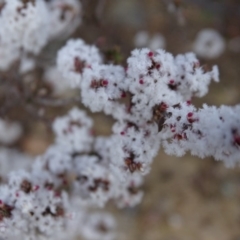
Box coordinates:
[52,108,93,153]
[0,148,31,180]
[0,119,22,145]
[148,33,166,50]
[44,66,71,95]
[134,31,149,47]
[193,29,226,59]
[0,0,81,71]
[81,213,116,240]
[134,31,166,50]
[57,39,102,87]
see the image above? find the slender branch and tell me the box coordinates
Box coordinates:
[23,104,52,128]
[96,0,106,22]
[33,96,81,107]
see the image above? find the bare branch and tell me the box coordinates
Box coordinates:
[33,96,81,107]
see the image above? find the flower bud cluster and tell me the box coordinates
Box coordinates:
[0,0,81,71]
[161,103,240,166]
[0,108,117,239]
[1,36,240,240]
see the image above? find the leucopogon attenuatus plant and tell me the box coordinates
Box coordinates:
[0,1,240,240]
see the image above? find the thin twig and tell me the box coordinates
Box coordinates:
[33,96,81,107]
[96,0,106,22]
[24,104,52,128]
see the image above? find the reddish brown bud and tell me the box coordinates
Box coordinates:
[101,79,109,87]
[20,180,32,193]
[139,79,144,84]
[148,51,154,57]
[234,136,240,146]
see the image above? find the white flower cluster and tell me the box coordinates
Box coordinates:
[55,38,240,172]
[44,66,71,95]
[0,118,22,145]
[161,103,240,167]
[1,36,240,240]
[0,0,81,71]
[0,108,118,239]
[52,108,93,153]
[57,39,102,87]
[193,29,226,59]
[0,148,32,181]
[134,31,166,50]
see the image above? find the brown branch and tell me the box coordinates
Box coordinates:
[33,96,81,107]
[23,104,52,128]
[96,0,106,23]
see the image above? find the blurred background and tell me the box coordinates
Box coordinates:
[1,0,240,239]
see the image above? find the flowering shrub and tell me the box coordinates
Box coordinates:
[0,1,240,240]
[0,0,81,71]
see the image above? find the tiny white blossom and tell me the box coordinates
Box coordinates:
[0,119,22,145]
[193,28,226,59]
